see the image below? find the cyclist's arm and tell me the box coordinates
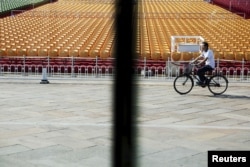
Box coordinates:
[191,55,203,64]
[197,57,207,66]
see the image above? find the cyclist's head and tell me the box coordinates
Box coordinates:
[202,41,209,48]
[201,41,209,52]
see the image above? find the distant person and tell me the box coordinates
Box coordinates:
[191,41,215,86]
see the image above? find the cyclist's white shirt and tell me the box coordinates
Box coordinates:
[202,49,215,68]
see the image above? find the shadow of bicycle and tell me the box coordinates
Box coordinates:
[210,94,250,100]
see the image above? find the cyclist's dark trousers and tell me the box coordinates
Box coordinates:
[197,65,213,83]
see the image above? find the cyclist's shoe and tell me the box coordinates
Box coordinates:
[196,81,203,86]
[196,81,206,87]
[201,84,206,88]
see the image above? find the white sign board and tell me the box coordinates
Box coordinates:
[177,43,201,52]
[171,36,204,53]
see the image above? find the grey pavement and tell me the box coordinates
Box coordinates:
[0,78,250,167]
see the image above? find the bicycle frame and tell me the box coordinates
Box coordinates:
[185,64,213,86]
[184,65,202,84]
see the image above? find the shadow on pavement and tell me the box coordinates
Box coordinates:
[211,94,250,100]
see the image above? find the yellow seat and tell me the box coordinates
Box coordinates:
[38,49,48,57]
[214,51,224,60]
[100,49,110,58]
[70,49,79,57]
[7,48,17,56]
[0,49,7,56]
[141,50,151,59]
[49,49,59,57]
[245,51,250,61]
[151,51,161,60]
[234,52,245,61]
[192,52,200,59]
[17,48,27,56]
[223,51,235,60]
[171,52,181,61]
[79,49,89,57]
[89,49,99,58]
[27,48,38,56]
[59,49,69,57]
[162,52,171,61]
[181,52,193,61]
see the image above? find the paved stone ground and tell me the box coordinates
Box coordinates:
[0,78,250,167]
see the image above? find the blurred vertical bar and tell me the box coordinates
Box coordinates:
[113,0,138,167]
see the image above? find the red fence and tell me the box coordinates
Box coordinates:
[1,56,250,81]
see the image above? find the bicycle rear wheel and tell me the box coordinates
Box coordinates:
[173,75,194,95]
[208,75,228,95]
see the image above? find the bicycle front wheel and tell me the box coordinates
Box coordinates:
[173,75,194,95]
[208,75,228,95]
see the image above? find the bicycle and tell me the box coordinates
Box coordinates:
[173,63,228,95]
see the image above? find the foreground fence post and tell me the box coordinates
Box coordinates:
[241,58,244,81]
[95,56,98,77]
[217,58,220,74]
[167,57,170,78]
[143,57,146,77]
[40,68,49,84]
[22,55,26,76]
[113,0,138,166]
[71,56,76,77]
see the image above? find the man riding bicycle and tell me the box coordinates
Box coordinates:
[191,41,215,86]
